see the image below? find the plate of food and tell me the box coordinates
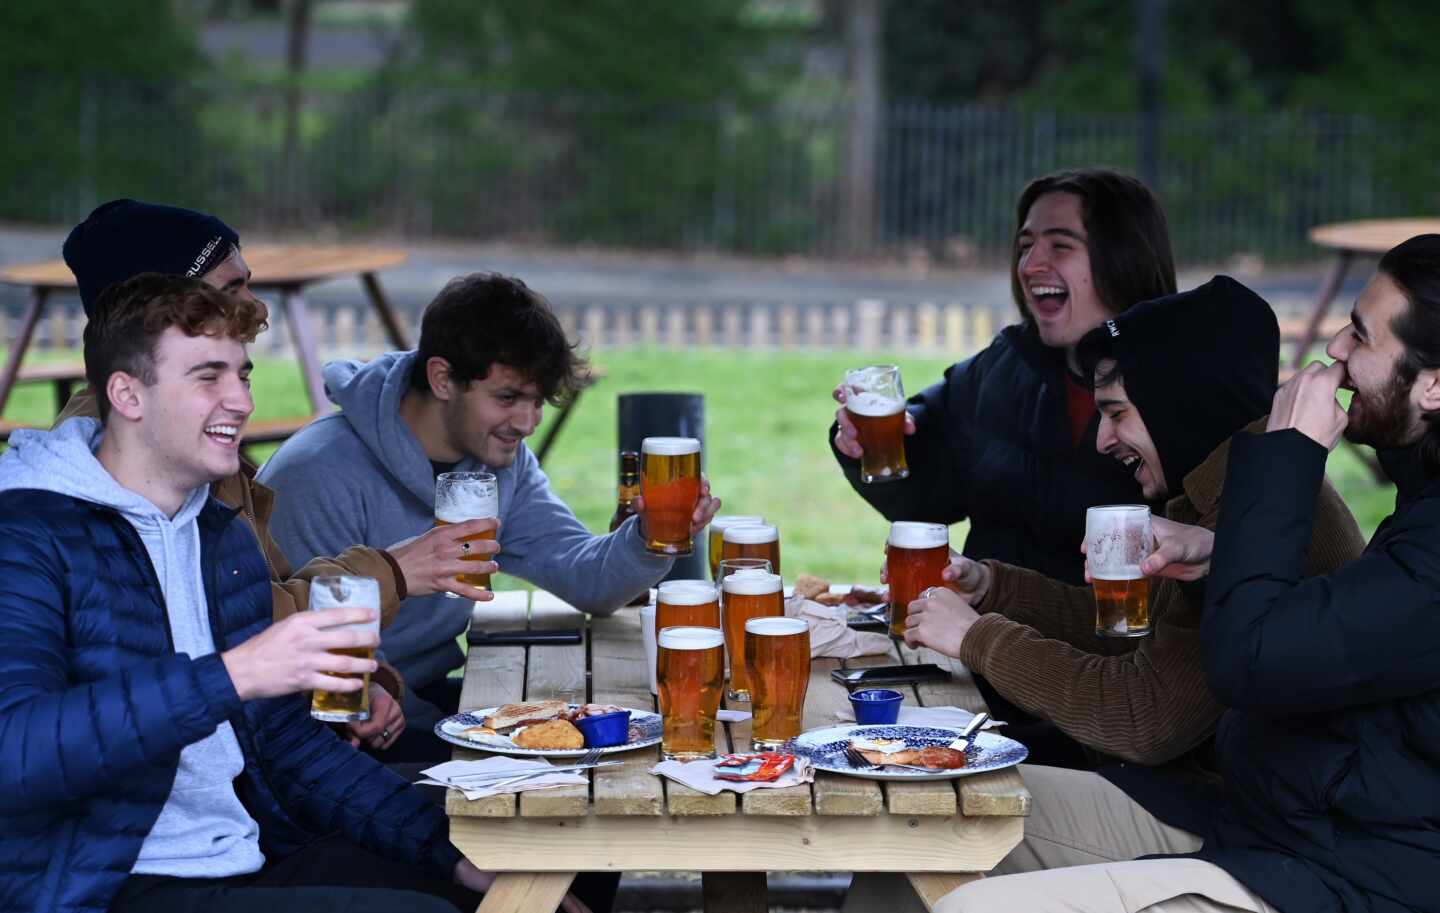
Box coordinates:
[435,700,662,757]
[785,724,1027,781]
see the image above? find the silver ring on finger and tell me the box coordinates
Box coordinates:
[920,586,940,600]
[460,541,471,554]
[381,728,392,741]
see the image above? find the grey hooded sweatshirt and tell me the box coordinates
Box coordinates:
[258,351,673,694]
[0,418,264,877]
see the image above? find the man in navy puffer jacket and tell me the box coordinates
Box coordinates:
[0,275,575,913]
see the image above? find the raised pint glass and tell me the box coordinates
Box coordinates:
[656,580,721,630]
[1085,505,1153,637]
[721,522,781,576]
[844,365,909,483]
[745,616,810,749]
[656,626,726,760]
[640,437,702,555]
[308,575,380,722]
[435,471,499,596]
[708,515,765,579]
[885,522,949,637]
[720,568,784,701]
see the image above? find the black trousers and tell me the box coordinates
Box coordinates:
[377,677,465,764]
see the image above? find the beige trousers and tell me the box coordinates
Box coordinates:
[843,765,1279,913]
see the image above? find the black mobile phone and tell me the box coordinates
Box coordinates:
[830,663,950,687]
[846,612,890,633]
[467,628,582,646]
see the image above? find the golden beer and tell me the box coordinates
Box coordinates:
[744,616,810,749]
[1094,575,1152,637]
[885,522,949,637]
[1085,505,1153,638]
[656,626,726,760]
[435,471,499,596]
[708,515,765,579]
[844,365,909,484]
[641,437,703,555]
[720,569,784,701]
[308,575,381,723]
[721,523,781,576]
[656,580,721,630]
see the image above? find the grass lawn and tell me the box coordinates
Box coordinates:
[2,347,1396,585]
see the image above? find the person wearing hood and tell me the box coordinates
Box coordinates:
[258,272,721,759]
[0,274,564,913]
[58,198,497,757]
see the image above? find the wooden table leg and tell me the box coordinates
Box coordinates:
[476,872,577,913]
[278,286,330,414]
[0,286,49,417]
[360,271,411,349]
[701,871,767,913]
[907,873,983,912]
[1291,250,1353,370]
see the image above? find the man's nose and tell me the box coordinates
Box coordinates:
[513,403,542,435]
[1095,417,1116,455]
[1325,325,1353,361]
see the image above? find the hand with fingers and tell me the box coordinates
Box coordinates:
[1267,360,1349,450]
[388,516,499,602]
[941,554,991,606]
[902,587,980,658]
[221,607,380,702]
[345,683,406,750]
[634,473,722,538]
[831,383,916,460]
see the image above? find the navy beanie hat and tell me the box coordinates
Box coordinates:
[63,199,240,318]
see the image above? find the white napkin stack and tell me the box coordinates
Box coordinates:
[419,757,587,799]
[835,705,1006,729]
[650,756,815,795]
[785,595,893,659]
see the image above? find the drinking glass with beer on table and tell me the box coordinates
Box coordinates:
[721,522,781,575]
[719,567,784,701]
[640,436,703,555]
[655,579,722,630]
[657,625,726,761]
[1084,504,1153,637]
[707,514,765,578]
[886,521,950,637]
[745,616,810,750]
[434,470,498,596]
[308,575,382,723]
[840,364,911,483]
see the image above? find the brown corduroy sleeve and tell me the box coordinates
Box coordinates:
[979,560,1133,656]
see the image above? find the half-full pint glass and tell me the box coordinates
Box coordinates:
[641,437,702,555]
[656,626,726,760]
[844,365,909,483]
[885,521,949,637]
[721,523,781,576]
[435,471,499,596]
[720,568,784,701]
[744,616,810,749]
[708,515,766,579]
[1085,505,1153,637]
[656,580,721,630]
[308,575,381,722]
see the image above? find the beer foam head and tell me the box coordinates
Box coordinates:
[658,625,725,650]
[435,471,499,522]
[1093,566,1144,581]
[711,514,765,532]
[845,390,905,417]
[308,575,381,632]
[745,616,807,636]
[723,523,778,544]
[722,568,782,595]
[888,521,948,549]
[657,580,718,605]
[642,436,701,456]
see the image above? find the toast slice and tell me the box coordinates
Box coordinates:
[483,699,569,732]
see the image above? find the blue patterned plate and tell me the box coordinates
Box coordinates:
[436,706,663,757]
[785,724,1028,781]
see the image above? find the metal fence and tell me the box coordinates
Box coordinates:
[0,78,1423,263]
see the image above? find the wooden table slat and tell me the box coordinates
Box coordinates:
[725,693,814,817]
[518,595,591,818]
[805,656,884,816]
[588,606,664,817]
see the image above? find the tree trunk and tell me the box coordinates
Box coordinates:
[281,0,312,223]
[842,0,884,256]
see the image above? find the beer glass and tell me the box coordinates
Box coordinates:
[656,626,726,760]
[655,580,721,630]
[744,616,810,749]
[1085,505,1153,637]
[707,515,765,579]
[721,522,781,576]
[435,471,499,597]
[844,365,909,483]
[308,575,381,722]
[640,437,702,555]
[719,567,784,701]
[885,521,949,637]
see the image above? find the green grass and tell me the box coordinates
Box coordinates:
[2,348,1396,584]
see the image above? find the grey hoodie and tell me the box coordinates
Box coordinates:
[258,351,672,693]
[0,418,264,878]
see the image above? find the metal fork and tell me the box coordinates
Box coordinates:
[844,746,879,771]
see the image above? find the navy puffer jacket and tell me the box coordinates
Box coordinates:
[0,489,460,913]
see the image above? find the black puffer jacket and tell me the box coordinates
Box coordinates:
[832,322,1142,584]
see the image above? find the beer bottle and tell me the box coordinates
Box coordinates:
[610,451,649,606]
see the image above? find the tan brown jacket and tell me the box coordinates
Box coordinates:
[56,389,407,698]
[960,418,1365,765]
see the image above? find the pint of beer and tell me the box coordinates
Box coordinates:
[640,437,702,555]
[708,515,766,579]
[1085,505,1153,637]
[656,626,726,760]
[720,568,784,701]
[885,522,949,637]
[844,365,910,484]
[721,522,781,576]
[744,616,810,749]
[656,580,721,630]
[435,471,499,596]
[308,575,381,723]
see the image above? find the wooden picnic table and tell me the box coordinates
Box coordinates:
[447,591,1031,913]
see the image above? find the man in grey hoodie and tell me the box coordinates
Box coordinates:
[259,273,721,758]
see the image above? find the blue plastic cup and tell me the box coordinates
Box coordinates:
[849,688,904,725]
[574,710,631,748]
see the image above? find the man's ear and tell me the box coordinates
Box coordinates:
[105,371,145,422]
[426,357,458,402]
[1417,367,1440,415]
